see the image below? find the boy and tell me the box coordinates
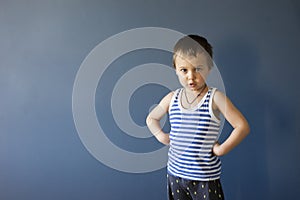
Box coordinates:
[146,35,250,200]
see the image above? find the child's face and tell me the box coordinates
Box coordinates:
[174,53,210,92]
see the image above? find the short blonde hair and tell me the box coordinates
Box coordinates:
[173,35,213,69]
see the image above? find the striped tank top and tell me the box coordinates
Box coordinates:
[167,87,222,181]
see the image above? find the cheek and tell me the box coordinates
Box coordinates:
[197,71,209,79]
[176,71,184,79]
[176,73,186,84]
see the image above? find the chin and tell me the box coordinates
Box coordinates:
[188,87,197,91]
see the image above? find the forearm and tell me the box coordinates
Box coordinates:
[146,93,173,145]
[212,91,250,156]
[146,116,162,136]
[214,124,250,156]
[146,116,169,145]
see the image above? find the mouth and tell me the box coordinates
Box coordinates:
[188,82,196,88]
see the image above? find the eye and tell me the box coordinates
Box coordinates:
[180,68,187,73]
[195,67,202,72]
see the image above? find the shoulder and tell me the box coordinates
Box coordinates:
[158,89,180,111]
[213,89,226,101]
[161,88,182,102]
[211,89,227,111]
[159,91,175,105]
[212,89,240,117]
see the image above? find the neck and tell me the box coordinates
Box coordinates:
[186,84,207,96]
[183,84,207,107]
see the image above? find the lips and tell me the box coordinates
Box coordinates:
[189,82,196,88]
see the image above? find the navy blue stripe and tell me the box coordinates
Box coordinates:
[170,130,219,137]
[169,113,211,118]
[168,162,221,175]
[171,122,219,129]
[171,140,214,148]
[169,157,221,169]
[173,153,217,161]
[170,119,219,127]
[177,155,218,163]
[170,137,216,144]
[169,117,217,123]
[170,132,218,138]
[170,146,212,154]
[196,109,209,112]
[171,126,219,132]
[171,121,204,126]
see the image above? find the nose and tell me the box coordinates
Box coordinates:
[187,71,195,80]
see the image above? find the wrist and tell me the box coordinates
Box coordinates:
[155,132,169,145]
[213,142,224,156]
[154,130,165,138]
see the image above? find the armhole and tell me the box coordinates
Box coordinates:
[209,88,221,123]
[168,89,181,113]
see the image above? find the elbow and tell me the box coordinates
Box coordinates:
[243,121,250,136]
[146,115,152,126]
[236,121,250,137]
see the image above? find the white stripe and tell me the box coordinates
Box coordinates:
[169,154,220,166]
[170,119,216,125]
[169,153,218,163]
[170,136,216,143]
[169,148,213,158]
[168,162,221,175]
[171,140,214,148]
[170,144,213,152]
[170,132,218,140]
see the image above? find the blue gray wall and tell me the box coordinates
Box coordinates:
[1,0,299,199]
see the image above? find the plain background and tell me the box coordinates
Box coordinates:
[1,0,299,199]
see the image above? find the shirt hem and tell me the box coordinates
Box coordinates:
[167,169,221,182]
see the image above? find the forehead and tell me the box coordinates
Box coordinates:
[174,52,208,68]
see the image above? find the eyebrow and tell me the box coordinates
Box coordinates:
[177,65,204,69]
[178,66,187,68]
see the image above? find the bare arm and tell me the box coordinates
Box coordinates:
[146,92,173,145]
[212,91,250,156]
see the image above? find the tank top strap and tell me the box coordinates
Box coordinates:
[169,88,181,110]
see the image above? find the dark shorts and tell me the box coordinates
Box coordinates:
[167,174,224,200]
